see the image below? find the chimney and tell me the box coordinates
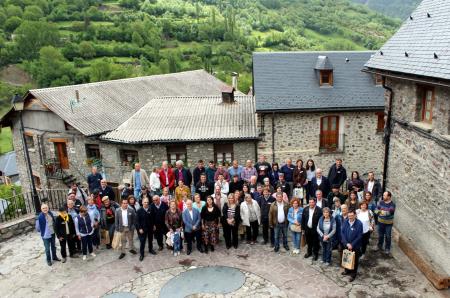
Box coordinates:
[221,86,235,104]
[231,72,238,90]
[75,90,80,103]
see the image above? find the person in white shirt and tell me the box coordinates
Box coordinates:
[269,193,289,252]
[150,167,161,196]
[215,174,229,195]
[356,200,375,259]
[115,198,137,259]
[301,198,323,261]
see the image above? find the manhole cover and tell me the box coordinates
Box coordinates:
[103,292,137,298]
[159,266,245,298]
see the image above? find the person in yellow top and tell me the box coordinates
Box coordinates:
[175,180,191,205]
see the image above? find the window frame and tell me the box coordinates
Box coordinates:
[419,86,435,124]
[375,74,383,86]
[214,144,234,165]
[376,112,385,133]
[320,115,340,152]
[119,149,139,167]
[85,144,101,159]
[24,132,35,150]
[166,144,187,166]
[320,70,333,86]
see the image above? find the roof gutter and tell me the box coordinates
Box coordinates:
[362,68,450,88]
[381,76,393,193]
[255,106,384,114]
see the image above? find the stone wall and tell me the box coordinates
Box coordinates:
[0,215,35,243]
[257,111,385,177]
[384,77,450,274]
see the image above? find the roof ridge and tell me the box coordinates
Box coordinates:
[254,51,376,55]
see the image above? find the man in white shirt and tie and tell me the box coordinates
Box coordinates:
[269,193,290,253]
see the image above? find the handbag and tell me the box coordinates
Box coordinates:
[290,224,302,233]
[342,249,356,270]
[111,231,122,250]
[293,187,304,199]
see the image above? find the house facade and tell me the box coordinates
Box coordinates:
[365,0,450,285]
[253,51,385,176]
[2,70,256,192]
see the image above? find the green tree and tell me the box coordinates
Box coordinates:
[4,16,22,33]
[132,31,144,47]
[5,5,23,18]
[14,21,60,60]
[89,59,113,82]
[78,41,96,59]
[23,5,44,21]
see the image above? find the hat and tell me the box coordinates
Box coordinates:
[101,196,109,202]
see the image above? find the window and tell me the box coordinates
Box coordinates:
[85,144,100,159]
[419,86,434,124]
[24,133,34,149]
[214,144,234,165]
[320,70,333,86]
[167,144,187,166]
[375,74,383,86]
[320,116,340,152]
[120,150,138,167]
[376,112,385,133]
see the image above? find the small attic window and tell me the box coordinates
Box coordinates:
[320,70,333,86]
[375,74,383,86]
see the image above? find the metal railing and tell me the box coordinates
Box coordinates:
[0,189,68,223]
[319,133,345,153]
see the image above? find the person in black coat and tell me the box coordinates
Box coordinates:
[221,195,241,249]
[150,195,169,250]
[229,174,244,194]
[195,174,214,201]
[55,206,77,261]
[275,173,291,199]
[99,179,116,201]
[327,158,347,188]
[309,169,331,199]
[301,198,323,260]
[192,160,206,189]
[174,161,192,187]
[136,197,157,261]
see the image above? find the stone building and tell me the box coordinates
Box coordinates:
[364,0,450,287]
[0,70,256,192]
[252,51,385,175]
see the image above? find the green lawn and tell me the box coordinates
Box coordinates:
[0,127,13,154]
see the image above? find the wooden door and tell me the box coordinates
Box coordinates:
[55,142,69,169]
[320,116,339,151]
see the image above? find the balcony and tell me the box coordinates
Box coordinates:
[319,133,345,153]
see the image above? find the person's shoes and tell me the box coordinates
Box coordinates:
[90,253,96,258]
[233,245,238,249]
[62,258,67,263]
[384,250,391,256]
[96,245,99,249]
[263,240,268,245]
[210,246,214,252]
[250,241,255,245]
[325,262,331,266]
[373,246,382,252]
[47,261,52,266]
[284,246,290,251]
[106,244,112,249]
[226,245,231,250]
[53,257,61,262]
[341,271,349,276]
[204,247,209,254]
[129,249,137,255]
[187,250,192,255]
[83,255,87,261]
[270,243,275,248]
[319,260,324,264]
[119,253,126,259]
[158,246,164,251]
[70,254,79,258]
[304,253,312,258]
[274,246,280,252]
[349,276,356,282]
[139,255,144,261]
[313,255,319,261]
[199,248,205,253]
[149,249,157,255]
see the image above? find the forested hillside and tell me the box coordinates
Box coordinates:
[0,0,400,114]
[352,0,420,19]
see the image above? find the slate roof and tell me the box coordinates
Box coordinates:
[253,51,384,112]
[25,70,233,136]
[101,95,257,144]
[365,0,450,80]
[0,151,17,177]
[315,56,334,70]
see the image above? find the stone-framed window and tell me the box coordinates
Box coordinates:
[24,132,34,150]
[86,144,100,159]
[214,144,234,166]
[119,149,138,167]
[376,112,385,133]
[320,115,340,152]
[167,144,187,166]
[320,70,333,86]
[417,85,435,124]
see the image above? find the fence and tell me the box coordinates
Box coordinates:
[0,189,68,224]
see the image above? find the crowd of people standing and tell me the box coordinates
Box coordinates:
[36,156,396,282]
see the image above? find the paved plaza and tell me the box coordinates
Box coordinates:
[0,231,445,298]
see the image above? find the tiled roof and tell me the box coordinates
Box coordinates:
[27,70,233,136]
[101,95,257,143]
[0,151,17,177]
[365,0,450,80]
[253,51,384,112]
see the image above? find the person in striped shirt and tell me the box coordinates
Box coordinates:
[375,191,396,255]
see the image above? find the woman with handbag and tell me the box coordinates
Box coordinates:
[222,195,241,249]
[165,200,183,256]
[293,159,307,204]
[317,207,337,266]
[287,198,303,254]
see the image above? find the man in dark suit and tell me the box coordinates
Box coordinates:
[341,209,363,282]
[302,197,323,261]
[309,168,331,199]
[150,195,169,251]
[99,179,116,201]
[136,197,157,261]
[328,158,347,188]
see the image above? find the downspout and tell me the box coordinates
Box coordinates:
[271,112,275,162]
[382,77,393,192]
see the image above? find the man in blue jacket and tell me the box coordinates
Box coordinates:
[182,199,204,255]
[36,203,61,266]
[341,209,363,282]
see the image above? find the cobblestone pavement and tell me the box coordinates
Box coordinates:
[0,232,445,298]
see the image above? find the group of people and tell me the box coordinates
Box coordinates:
[36,156,396,282]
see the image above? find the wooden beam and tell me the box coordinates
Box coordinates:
[398,234,450,290]
[48,138,68,143]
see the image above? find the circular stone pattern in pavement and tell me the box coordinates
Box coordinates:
[159,266,244,298]
[104,266,287,298]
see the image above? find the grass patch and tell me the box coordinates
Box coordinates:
[0,127,13,154]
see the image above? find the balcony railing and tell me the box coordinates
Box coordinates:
[319,133,345,153]
[44,158,65,179]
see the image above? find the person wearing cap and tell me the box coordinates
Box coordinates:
[327,184,346,208]
[100,196,119,249]
[229,174,243,194]
[55,205,77,263]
